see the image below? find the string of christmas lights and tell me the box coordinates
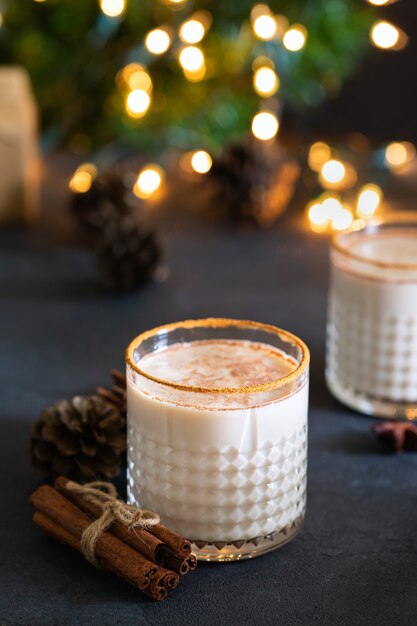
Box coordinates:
[9,0,410,220]
[65,1,376,196]
[305,138,417,234]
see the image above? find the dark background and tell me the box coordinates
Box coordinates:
[311,0,417,142]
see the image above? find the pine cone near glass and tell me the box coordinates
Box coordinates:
[30,395,126,483]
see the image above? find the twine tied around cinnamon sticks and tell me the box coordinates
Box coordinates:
[30,477,196,601]
[65,480,160,568]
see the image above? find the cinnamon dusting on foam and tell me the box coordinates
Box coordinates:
[139,339,297,391]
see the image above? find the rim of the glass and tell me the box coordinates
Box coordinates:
[331,212,417,270]
[125,318,309,394]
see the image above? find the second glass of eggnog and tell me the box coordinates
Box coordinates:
[126,318,309,561]
[326,213,417,419]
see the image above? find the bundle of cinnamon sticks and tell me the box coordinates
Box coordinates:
[29,476,197,601]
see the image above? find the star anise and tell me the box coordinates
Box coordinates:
[371,421,417,453]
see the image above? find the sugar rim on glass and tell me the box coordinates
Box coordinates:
[331,212,417,271]
[126,318,310,395]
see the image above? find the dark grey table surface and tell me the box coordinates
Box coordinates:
[1,217,416,626]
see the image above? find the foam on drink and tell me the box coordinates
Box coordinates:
[139,339,297,401]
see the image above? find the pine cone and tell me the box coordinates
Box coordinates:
[97,369,127,416]
[71,171,131,241]
[30,395,126,483]
[93,216,161,291]
[71,170,163,291]
[209,140,299,227]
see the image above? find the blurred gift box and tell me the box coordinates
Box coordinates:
[0,66,39,225]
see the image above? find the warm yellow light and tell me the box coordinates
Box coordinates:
[193,10,213,30]
[180,19,205,44]
[179,152,193,173]
[368,0,394,4]
[275,15,289,38]
[183,66,206,82]
[320,161,356,190]
[283,25,307,51]
[100,0,125,18]
[69,164,97,194]
[356,184,383,218]
[167,0,186,3]
[386,142,407,166]
[370,21,400,49]
[385,141,416,168]
[190,150,212,174]
[307,200,332,233]
[69,171,92,193]
[118,63,142,86]
[80,163,97,177]
[251,4,271,21]
[253,15,277,41]
[308,203,327,226]
[128,69,152,92]
[317,197,353,231]
[252,56,274,71]
[320,160,346,184]
[308,142,331,172]
[332,206,353,231]
[179,46,205,72]
[117,63,153,93]
[145,29,171,55]
[126,89,151,118]
[322,197,342,217]
[253,67,280,97]
[134,165,164,199]
[251,111,279,141]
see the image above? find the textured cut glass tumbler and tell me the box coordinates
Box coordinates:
[326,214,417,420]
[126,319,309,561]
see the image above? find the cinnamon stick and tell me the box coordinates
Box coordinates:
[160,547,191,575]
[146,566,179,601]
[150,566,179,590]
[30,486,158,592]
[149,524,192,558]
[33,510,81,553]
[160,550,197,575]
[33,510,167,601]
[55,476,166,564]
[186,554,197,571]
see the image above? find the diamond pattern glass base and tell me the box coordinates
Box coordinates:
[191,515,304,561]
[326,291,417,419]
[326,373,417,421]
[128,422,307,545]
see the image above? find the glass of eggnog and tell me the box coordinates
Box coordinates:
[126,318,309,561]
[326,213,417,419]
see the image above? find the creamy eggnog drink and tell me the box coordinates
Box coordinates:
[326,214,417,419]
[126,319,309,561]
